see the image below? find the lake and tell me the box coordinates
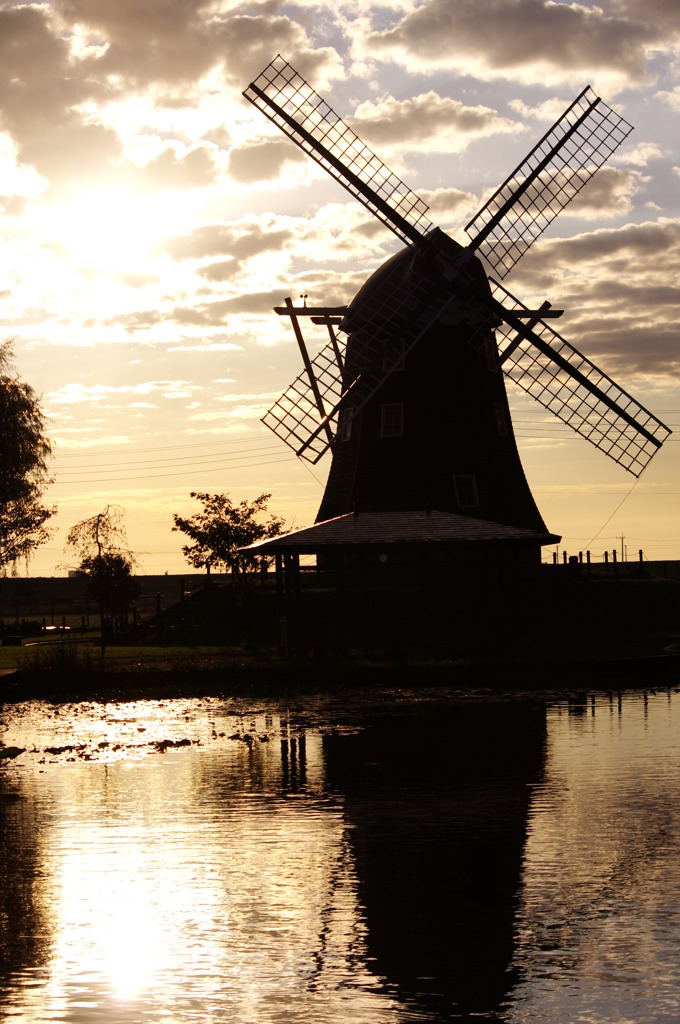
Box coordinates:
[1,684,679,1023]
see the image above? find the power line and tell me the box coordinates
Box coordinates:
[54,444,288,475]
[586,477,642,548]
[50,455,296,486]
[53,433,280,457]
[53,437,284,460]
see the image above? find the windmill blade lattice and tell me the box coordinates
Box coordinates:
[465,88,633,279]
[243,55,433,248]
[263,326,347,460]
[488,281,671,476]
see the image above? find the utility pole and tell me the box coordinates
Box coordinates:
[619,534,625,562]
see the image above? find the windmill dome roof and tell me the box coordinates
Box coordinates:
[340,229,488,338]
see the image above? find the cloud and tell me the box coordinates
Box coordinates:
[56,0,312,88]
[110,310,163,330]
[228,139,307,183]
[0,7,121,195]
[184,421,252,436]
[198,229,293,280]
[509,96,582,123]
[159,223,238,261]
[0,1,336,197]
[160,221,292,261]
[530,219,680,267]
[656,86,680,112]
[159,222,294,284]
[614,0,680,31]
[197,261,235,282]
[0,306,52,328]
[621,142,666,169]
[196,291,285,319]
[0,193,31,217]
[53,434,132,449]
[54,0,345,105]
[130,145,217,191]
[47,379,201,404]
[170,221,294,260]
[351,92,519,155]
[167,342,242,353]
[350,0,676,86]
[188,406,265,422]
[214,389,281,403]
[509,219,680,375]
[561,166,645,219]
[419,186,479,229]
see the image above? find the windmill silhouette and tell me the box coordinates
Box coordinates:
[243,56,670,539]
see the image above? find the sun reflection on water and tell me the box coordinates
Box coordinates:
[1,707,391,1023]
[62,847,165,999]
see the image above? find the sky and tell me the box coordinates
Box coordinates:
[1,0,678,577]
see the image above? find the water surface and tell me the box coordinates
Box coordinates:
[1,686,678,1022]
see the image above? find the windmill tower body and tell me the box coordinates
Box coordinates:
[244,58,671,557]
[317,238,549,533]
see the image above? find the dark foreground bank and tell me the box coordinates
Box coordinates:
[2,568,679,703]
[2,637,679,705]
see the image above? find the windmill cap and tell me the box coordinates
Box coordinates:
[341,229,489,339]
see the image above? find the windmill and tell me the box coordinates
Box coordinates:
[243,56,671,541]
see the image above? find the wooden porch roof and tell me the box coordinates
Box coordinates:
[246,510,560,554]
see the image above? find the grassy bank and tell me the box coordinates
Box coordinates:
[1,638,679,706]
[1,569,679,703]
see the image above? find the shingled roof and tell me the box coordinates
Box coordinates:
[246,510,560,554]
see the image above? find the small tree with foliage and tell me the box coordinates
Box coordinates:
[172,492,284,585]
[65,505,140,651]
[0,340,55,573]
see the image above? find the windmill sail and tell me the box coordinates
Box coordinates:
[488,281,671,476]
[262,310,347,459]
[464,88,633,278]
[243,55,433,247]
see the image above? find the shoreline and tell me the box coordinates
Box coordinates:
[2,641,679,705]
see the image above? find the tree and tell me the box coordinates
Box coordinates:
[172,492,285,585]
[65,505,140,650]
[0,340,55,572]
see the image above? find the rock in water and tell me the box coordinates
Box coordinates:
[0,746,26,761]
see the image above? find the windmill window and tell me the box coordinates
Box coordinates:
[453,474,480,508]
[484,337,499,372]
[382,339,406,372]
[494,403,508,436]
[337,405,354,442]
[380,403,404,437]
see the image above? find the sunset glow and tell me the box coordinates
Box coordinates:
[47,188,177,273]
